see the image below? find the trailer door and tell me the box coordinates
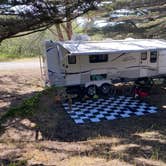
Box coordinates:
[158,50,166,75]
[148,50,158,76]
[65,55,81,86]
[140,52,148,77]
[140,51,158,77]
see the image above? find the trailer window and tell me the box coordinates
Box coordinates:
[89,54,108,63]
[68,56,76,64]
[90,74,107,81]
[150,51,157,63]
[141,52,147,60]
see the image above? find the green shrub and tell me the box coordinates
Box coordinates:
[0,92,42,124]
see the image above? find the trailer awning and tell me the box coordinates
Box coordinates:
[59,39,166,55]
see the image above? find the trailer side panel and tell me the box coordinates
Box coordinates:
[158,49,166,75]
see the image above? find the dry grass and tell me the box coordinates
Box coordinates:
[0,64,166,166]
[60,156,133,166]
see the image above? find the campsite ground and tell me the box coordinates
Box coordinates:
[0,59,166,166]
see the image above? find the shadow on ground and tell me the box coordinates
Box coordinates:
[0,83,166,165]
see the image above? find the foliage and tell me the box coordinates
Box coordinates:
[0,92,42,124]
[8,160,27,166]
[0,20,86,61]
[111,0,132,9]
[0,26,59,60]
[0,0,98,42]
[0,160,27,166]
[0,0,165,60]
[112,0,165,9]
[0,86,64,124]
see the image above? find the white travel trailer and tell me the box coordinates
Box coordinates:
[43,39,166,96]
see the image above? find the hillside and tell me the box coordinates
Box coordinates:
[86,0,166,39]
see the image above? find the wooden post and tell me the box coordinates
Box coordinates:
[68,95,72,111]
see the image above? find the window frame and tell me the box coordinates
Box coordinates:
[90,74,107,81]
[141,52,147,61]
[89,54,108,63]
[68,55,76,64]
[150,51,157,63]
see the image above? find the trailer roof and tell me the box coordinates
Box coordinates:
[59,39,166,55]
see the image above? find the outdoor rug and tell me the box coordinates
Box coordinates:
[62,96,158,124]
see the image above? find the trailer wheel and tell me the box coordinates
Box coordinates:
[100,83,111,95]
[86,85,97,97]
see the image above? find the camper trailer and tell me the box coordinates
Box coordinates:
[43,39,166,96]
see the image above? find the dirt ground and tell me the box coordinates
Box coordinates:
[0,61,166,166]
[0,68,42,116]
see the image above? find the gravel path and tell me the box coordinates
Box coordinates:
[0,59,40,70]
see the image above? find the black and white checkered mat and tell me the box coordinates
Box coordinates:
[62,96,158,124]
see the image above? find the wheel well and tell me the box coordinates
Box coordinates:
[100,83,111,87]
[86,84,98,89]
[85,81,112,88]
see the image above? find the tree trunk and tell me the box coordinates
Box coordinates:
[56,24,64,41]
[66,21,73,40]
[61,22,73,40]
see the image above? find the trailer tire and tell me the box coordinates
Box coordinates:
[100,83,111,95]
[86,85,97,97]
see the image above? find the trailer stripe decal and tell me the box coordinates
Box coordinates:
[111,53,126,62]
[64,67,118,75]
[46,47,55,52]
[126,66,156,71]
